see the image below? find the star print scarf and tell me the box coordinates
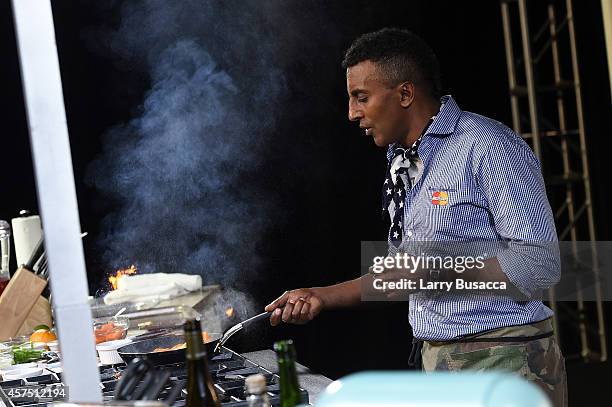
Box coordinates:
[382,118,434,248]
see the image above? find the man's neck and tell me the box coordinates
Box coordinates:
[401,98,441,147]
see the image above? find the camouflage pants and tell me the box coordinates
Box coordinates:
[421,318,567,407]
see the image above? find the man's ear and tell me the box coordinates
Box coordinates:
[399,82,414,108]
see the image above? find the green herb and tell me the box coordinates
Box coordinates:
[12,347,43,364]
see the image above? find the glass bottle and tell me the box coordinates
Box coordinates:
[245,373,271,407]
[184,318,221,407]
[0,220,11,298]
[273,340,302,407]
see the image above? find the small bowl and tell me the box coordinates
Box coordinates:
[0,355,13,370]
[93,316,129,344]
[96,338,132,365]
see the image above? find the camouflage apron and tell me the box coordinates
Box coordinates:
[420,318,567,407]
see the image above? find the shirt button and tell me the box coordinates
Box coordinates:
[406,230,413,237]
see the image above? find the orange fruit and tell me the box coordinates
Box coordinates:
[30,329,57,343]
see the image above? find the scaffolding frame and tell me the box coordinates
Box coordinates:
[500,0,607,361]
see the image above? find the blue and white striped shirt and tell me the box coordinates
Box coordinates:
[387,95,560,341]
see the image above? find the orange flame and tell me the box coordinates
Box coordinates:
[225,307,234,318]
[108,265,137,290]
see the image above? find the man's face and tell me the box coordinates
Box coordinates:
[346,60,409,147]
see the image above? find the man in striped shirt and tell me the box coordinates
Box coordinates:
[266,28,567,406]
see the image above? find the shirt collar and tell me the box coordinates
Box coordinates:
[386,95,462,161]
[425,95,461,137]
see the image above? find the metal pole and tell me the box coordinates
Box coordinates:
[10,0,102,401]
[601,0,612,98]
[566,0,608,361]
[518,0,543,161]
[501,2,522,134]
[547,1,577,355]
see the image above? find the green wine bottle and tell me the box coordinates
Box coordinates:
[274,340,302,407]
[184,319,221,407]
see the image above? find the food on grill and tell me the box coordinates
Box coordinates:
[153,342,187,352]
[152,332,211,353]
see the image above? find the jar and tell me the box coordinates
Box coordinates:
[0,343,14,369]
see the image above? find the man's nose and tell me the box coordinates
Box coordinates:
[348,104,363,122]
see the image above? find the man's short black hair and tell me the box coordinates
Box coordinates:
[342,28,442,99]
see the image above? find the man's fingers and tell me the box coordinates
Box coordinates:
[269,307,283,326]
[291,299,306,320]
[266,289,321,325]
[300,302,311,318]
[281,301,295,322]
[265,291,290,312]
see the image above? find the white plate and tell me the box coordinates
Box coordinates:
[2,366,43,380]
[1,362,38,372]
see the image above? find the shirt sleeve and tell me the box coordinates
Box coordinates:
[475,129,561,298]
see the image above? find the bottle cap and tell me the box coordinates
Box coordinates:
[183,318,202,332]
[245,373,267,394]
[273,339,296,358]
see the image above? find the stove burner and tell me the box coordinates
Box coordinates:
[0,349,308,407]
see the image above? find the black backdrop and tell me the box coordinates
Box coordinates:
[1,1,611,404]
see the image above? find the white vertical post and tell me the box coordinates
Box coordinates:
[10,0,102,402]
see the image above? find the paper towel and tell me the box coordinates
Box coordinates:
[11,215,42,266]
[103,273,202,305]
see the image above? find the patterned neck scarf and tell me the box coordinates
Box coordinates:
[382,118,434,248]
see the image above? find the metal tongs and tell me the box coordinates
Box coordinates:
[214,311,271,352]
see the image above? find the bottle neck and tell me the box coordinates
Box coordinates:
[185,329,207,361]
[184,319,221,407]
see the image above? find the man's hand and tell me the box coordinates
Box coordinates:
[265,288,325,326]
